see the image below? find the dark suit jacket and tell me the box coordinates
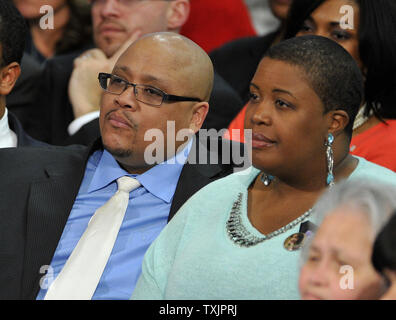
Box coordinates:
[27,52,243,146]
[8,112,48,147]
[0,136,245,299]
[25,52,80,145]
[209,31,278,103]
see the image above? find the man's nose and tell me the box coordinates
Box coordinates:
[114,86,138,110]
[99,0,121,17]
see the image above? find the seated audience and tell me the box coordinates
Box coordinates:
[226,0,396,172]
[372,211,396,300]
[299,179,396,300]
[0,32,240,300]
[0,0,46,147]
[131,36,396,300]
[13,0,92,63]
[180,0,256,53]
[26,0,243,145]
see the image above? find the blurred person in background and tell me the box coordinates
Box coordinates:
[299,179,396,300]
[25,0,243,145]
[372,211,396,300]
[8,0,92,127]
[13,0,92,63]
[244,0,281,36]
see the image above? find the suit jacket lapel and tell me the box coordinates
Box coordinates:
[21,149,91,299]
[168,136,229,221]
[168,163,221,222]
[8,112,48,147]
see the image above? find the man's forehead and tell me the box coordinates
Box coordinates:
[114,65,160,80]
[112,33,209,92]
[116,39,189,73]
[113,65,171,88]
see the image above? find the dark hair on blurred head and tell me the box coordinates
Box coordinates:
[283,0,324,41]
[263,35,364,137]
[283,0,396,120]
[372,212,396,275]
[0,0,28,66]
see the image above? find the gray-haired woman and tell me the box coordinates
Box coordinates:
[299,179,396,300]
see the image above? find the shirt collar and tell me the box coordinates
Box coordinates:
[88,139,193,203]
[88,150,132,193]
[0,108,17,148]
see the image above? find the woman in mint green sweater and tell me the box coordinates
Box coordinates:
[132,36,396,300]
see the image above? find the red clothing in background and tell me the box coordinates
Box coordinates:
[350,120,396,172]
[180,0,256,53]
[224,104,247,142]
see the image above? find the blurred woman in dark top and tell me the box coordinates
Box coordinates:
[13,0,92,63]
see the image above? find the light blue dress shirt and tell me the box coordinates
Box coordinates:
[37,141,191,300]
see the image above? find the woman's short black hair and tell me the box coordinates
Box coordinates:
[372,212,396,274]
[283,0,396,120]
[264,35,364,137]
[0,0,28,66]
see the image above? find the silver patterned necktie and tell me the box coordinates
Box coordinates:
[44,176,141,300]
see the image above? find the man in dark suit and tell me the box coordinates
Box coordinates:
[27,0,243,145]
[0,1,46,148]
[0,32,245,300]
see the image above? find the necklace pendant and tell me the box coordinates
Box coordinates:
[260,173,274,186]
[226,192,314,248]
[283,232,306,251]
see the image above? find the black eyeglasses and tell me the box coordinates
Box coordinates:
[98,72,202,107]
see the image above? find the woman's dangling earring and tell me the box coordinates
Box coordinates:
[325,133,335,187]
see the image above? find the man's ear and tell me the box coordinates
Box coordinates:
[0,62,21,96]
[189,101,209,133]
[166,0,190,31]
[327,109,350,136]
